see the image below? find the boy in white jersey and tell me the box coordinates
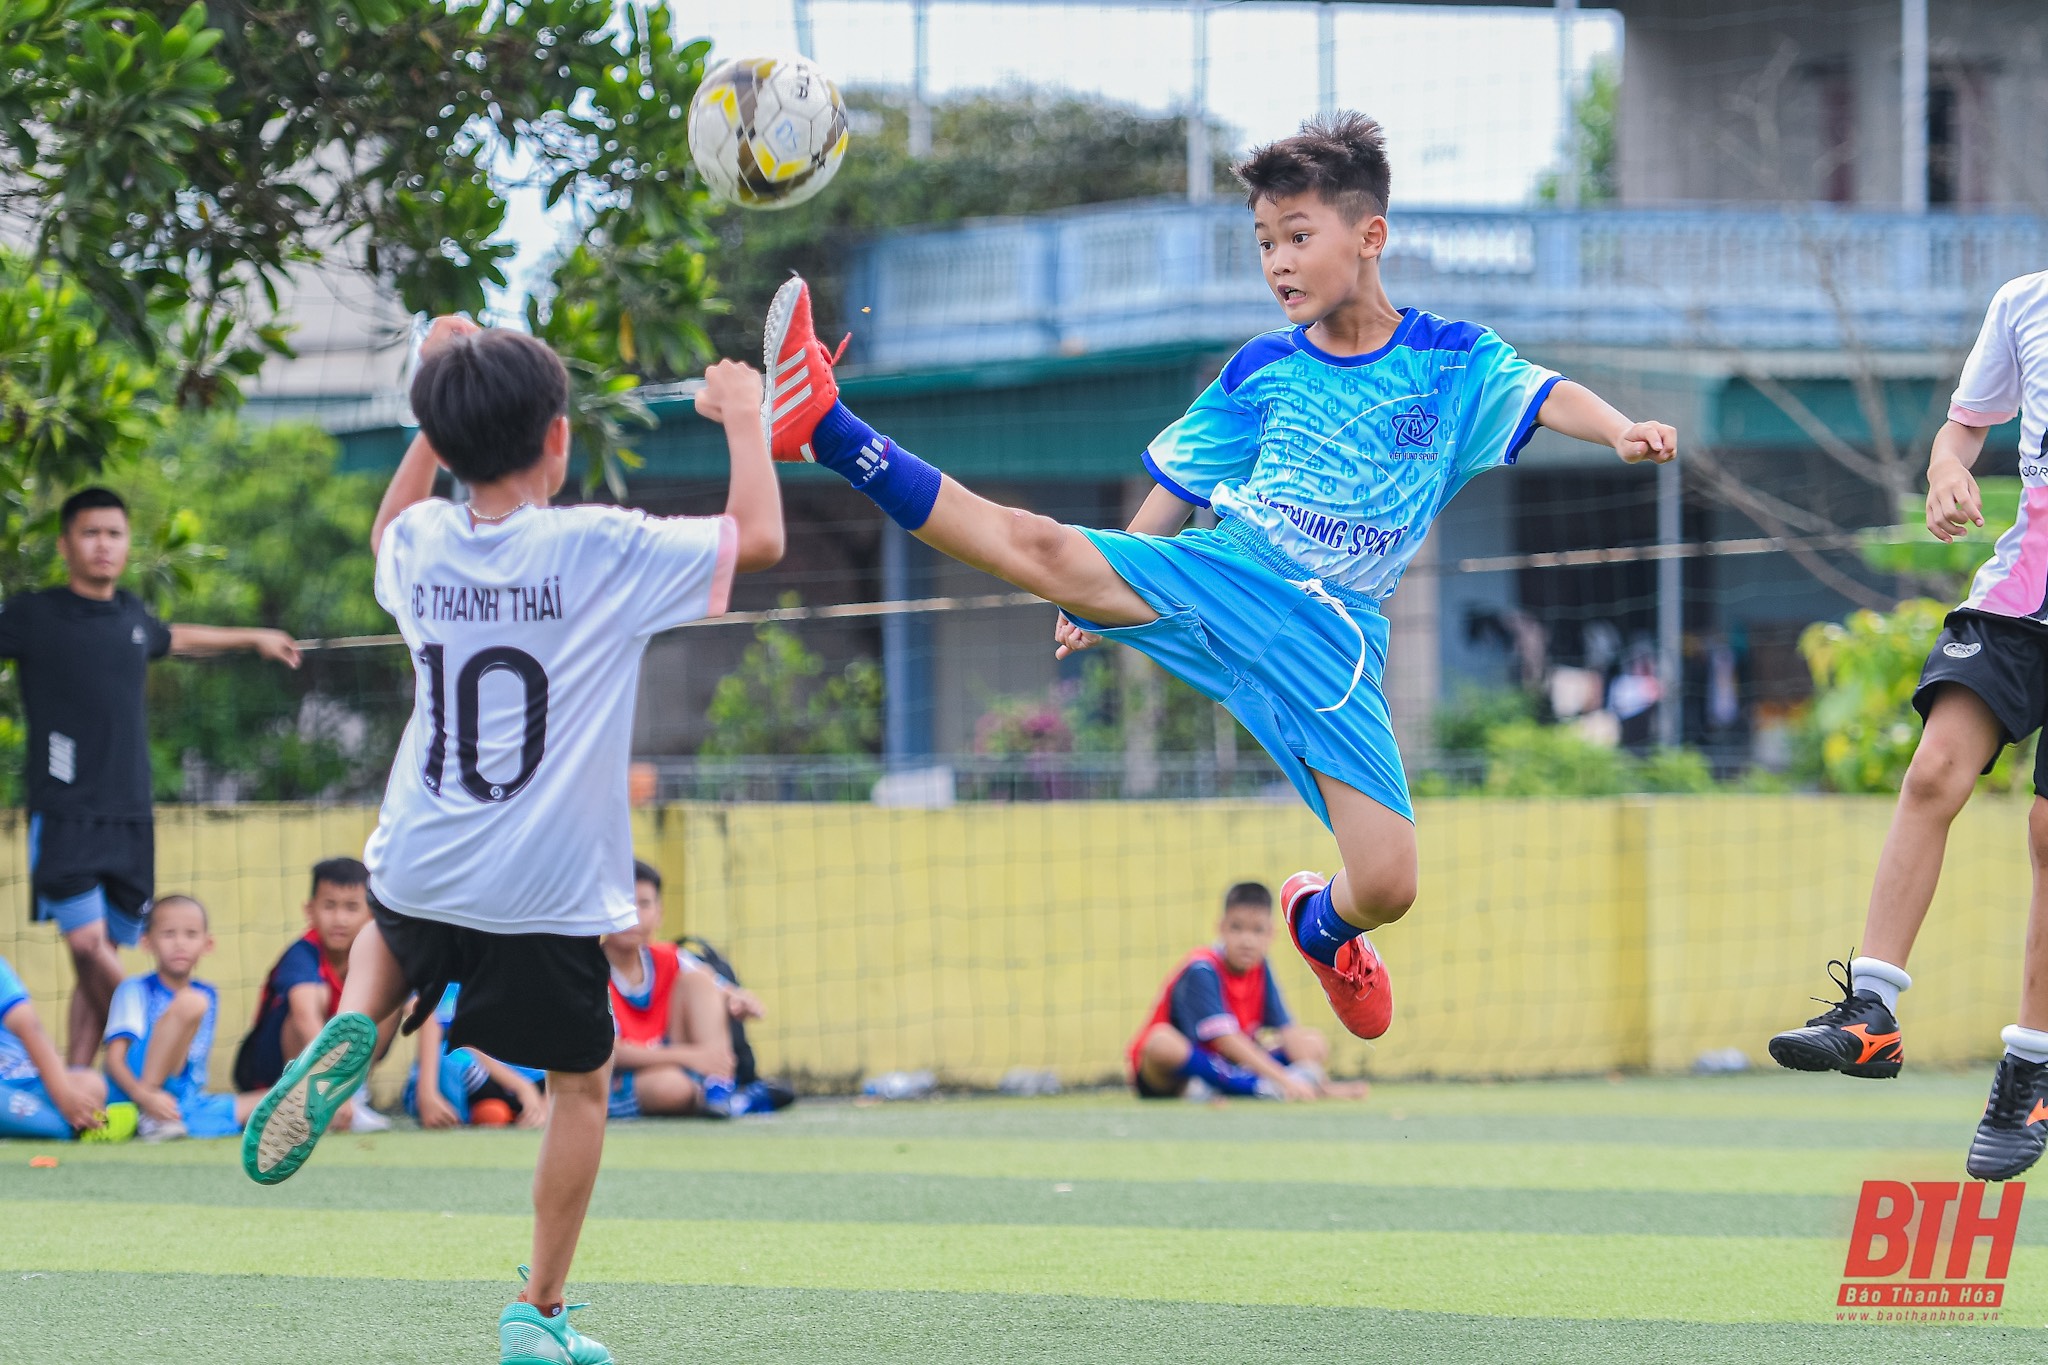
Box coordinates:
[1770,271,2048,1182]
[240,317,784,1365]
[762,113,1675,1041]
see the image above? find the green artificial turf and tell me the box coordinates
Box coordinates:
[1,1073,2042,1362]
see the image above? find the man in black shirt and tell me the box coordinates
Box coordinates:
[0,488,301,1065]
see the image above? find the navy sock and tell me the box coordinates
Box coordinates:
[1295,886,1364,967]
[1179,1048,1261,1097]
[808,400,942,531]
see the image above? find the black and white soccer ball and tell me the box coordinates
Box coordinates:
[688,55,850,211]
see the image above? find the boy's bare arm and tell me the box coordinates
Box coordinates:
[371,315,479,555]
[1927,420,1993,542]
[2,1001,100,1130]
[1537,380,1676,465]
[168,624,301,667]
[694,360,786,573]
[1052,481,1196,659]
[284,982,328,1043]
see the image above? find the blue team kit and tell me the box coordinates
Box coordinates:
[103,971,242,1139]
[1067,311,1559,826]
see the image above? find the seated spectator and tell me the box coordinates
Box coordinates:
[103,895,263,1141]
[605,861,790,1119]
[404,984,547,1130]
[231,856,392,1131]
[0,951,123,1140]
[1127,881,1352,1102]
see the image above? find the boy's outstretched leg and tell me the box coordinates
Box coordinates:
[763,276,1155,630]
[1769,685,2000,1079]
[242,920,408,1184]
[1277,773,1413,1040]
[499,1065,613,1365]
[1966,796,2048,1180]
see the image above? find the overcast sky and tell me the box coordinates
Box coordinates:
[494,2,1621,309]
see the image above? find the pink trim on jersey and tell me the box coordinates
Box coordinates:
[1950,402,2017,427]
[1978,486,2048,617]
[707,514,739,617]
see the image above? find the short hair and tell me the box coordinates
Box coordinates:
[409,329,569,485]
[633,859,662,891]
[1222,881,1273,913]
[310,856,369,899]
[1235,112,1391,223]
[60,487,127,532]
[151,894,208,929]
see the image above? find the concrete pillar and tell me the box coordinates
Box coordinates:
[1555,0,1580,209]
[1317,4,1337,121]
[882,522,933,768]
[1185,0,1211,204]
[793,0,814,59]
[1901,0,1928,212]
[1655,458,1682,748]
[908,0,932,158]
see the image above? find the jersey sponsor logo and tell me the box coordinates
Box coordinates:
[1388,404,1441,454]
[1944,641,1984,659]
[130,625,146,646]
[1257,494,1410,560]
[47,732,74,784]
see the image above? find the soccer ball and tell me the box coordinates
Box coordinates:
[688,55,849,211]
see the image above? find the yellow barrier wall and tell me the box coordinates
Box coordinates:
[0,796,2034,1091]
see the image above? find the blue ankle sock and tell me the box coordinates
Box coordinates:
[809,401,942,531]
[1180,1048,1261,1097]
[1295,886,1364,967]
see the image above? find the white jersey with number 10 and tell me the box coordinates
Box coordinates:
[364,501,735,937]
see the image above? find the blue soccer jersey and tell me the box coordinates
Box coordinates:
[104,972,219,1101]
[1143,312,1560,604]
[0,955,39,1082]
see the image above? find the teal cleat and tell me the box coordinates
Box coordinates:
[240,1011,378,1186]
[501,1269,614,1365]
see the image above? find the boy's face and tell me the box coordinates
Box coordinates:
[146,900,213,978]
[305,879,371,957]
[59,508,131,588]
[1217,903,1275,972]
[1252,192,1385,326]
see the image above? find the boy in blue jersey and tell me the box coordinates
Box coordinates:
[0,953,113,1139]
[407,984,549,1129]
[104,894,261,1140]
[764,113,1675,1039]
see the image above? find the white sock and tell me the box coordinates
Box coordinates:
[1850,956,1911,1012]
[2001,1024,2048,1064]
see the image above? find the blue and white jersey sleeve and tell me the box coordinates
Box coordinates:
[1168,960,1240,1043]
[1143,358,1269,508]
[0,956,26,1021]
[1450,329,1562,482]
[104,977,150,1046]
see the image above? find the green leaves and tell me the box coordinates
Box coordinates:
[1800,599,1950,794]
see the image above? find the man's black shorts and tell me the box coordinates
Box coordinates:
[371,893,613,1075]
[28,813,152,918]
[1913,609,2048,793]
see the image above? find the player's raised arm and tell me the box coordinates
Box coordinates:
[694,359,785,572]
[1925,419,1991,542]
[371,316,480,555]
[1537,380,1677,464]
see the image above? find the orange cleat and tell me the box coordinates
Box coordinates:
[761,274,849,463]
[1279,870,1394,1040]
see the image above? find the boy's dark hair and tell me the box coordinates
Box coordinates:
[633,859,662,891]
[59,486,127,532]
[310,856,370,899]
[1223,881,1273,914]
[152,893,208,928]
[1234,112,1391,223]
[409,330,569,485]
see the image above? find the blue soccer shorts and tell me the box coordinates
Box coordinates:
[0,1075,74,1140]
[1065,520,1412,829]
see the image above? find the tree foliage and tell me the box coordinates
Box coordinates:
[700,614,882,758]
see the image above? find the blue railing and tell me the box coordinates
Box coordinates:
[847,200,2048,368]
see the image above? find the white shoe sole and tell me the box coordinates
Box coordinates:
[761,276,809,461]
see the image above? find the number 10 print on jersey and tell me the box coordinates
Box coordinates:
[415,644,548,802]
[363,502,736,938]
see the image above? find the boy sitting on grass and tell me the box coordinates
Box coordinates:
[407,983,548,1129]
[0,951,117,1139]
[104,894,262,1141]
[605,861,789,1119]
[233,856,392,1131]
[1128,882,1354,1102]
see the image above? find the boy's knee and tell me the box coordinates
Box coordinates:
[1140,1025,1189,1065]
[1286,1027,1328,1064]
[165,988,210,1022]
[1901,738,1982,811]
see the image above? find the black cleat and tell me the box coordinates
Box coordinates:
[1767,957,1903,1079]
[1967,1053,2048,1181]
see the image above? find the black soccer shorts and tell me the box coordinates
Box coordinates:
[371,893,614,1075]
[1912,608,2048,794]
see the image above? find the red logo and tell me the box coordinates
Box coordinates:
[1837,1181,2022,1323]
